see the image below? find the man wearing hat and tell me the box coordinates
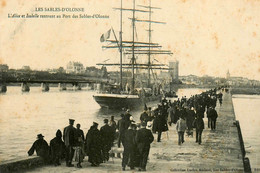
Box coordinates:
[100,118,114,162]
[63,119,76,167]
[135,122,154,171]
[28,134,49,162]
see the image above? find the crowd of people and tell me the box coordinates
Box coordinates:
[27,87,225,171]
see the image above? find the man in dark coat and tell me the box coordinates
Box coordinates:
[85,122,103,166]
[63,119,76,167]
[186,107,195,136]
[135,122,154,171]
[218,93,223,106]
[206,107,212,128]
[50,130,65,166]
[152,108,168,142]
[28,134,49,162]
[193,116,204,145]
[210,107,218,130]
[117,114,127,148]
[122,123,137,171]
[140,110,149,123]
[100,119,114,162]
[124,109,132,129]
[109,115,117,142]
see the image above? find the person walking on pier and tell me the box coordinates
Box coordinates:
[186,107,195,137]
[152,108,168,142]
[85,122,103,166]
[193,116,204,145]
[135,122,154,172]
[140,109,149,123]
[218,93,223,106]
[50,130,65,166]
[125,109,132,129]
[74,123,84,168]
[63,119,76,167]
[100,119,114,162]
[176,116,187,145]
[117,114,127,148]
[207,107,212,128]
[210,107,218,130]
[122,123,137,171]
[28,134,50,162]
[109,115,117,140]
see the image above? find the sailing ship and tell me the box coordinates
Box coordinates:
[93,0,173,109]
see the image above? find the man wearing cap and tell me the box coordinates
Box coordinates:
[100,118,114,162]
[63,119,76,167]
[28,134,49,162]
[135,122,154,171]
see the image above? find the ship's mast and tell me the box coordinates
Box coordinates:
[148,0,152,87]
[119,0,123,91]
[137,1,169,87]
[100,0,173,93]
[131,0,136,94]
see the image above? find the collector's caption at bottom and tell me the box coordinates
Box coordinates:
[170,168,250,172]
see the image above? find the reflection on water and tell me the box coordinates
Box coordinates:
[233,95,260,169]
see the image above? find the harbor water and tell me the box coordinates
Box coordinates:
[0,87,259,169]
[232,95,260,170]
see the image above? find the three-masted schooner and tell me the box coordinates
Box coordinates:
[93,0,173,109]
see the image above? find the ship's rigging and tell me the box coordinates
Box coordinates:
[99,0,173,93]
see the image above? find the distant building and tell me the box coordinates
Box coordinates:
[0,64,9,72]
[66,61,85,74]
[169,60,179,80]
[226,70,230,79]
[22,66,31,71]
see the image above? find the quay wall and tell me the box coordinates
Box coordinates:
[230,92,252,173]
[0,156,45,173]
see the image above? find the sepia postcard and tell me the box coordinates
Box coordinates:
[0,0,259,172]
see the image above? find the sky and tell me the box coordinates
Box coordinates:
[0,0,260,80]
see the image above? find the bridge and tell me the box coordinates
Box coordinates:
[0,74,109,93]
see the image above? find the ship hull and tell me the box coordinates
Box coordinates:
[93,93,162,109]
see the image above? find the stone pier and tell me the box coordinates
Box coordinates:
[0,92,247,173]
[21,82,30,92]
[58,83,67,91]
[41,83,50,92]
[0,83,7,93]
